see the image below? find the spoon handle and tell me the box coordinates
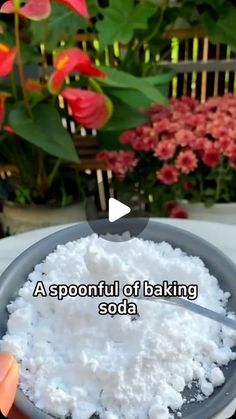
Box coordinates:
[137,295,236,331]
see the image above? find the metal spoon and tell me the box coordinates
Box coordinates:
[135,295,236,331]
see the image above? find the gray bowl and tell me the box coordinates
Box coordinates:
[0,219,236,419]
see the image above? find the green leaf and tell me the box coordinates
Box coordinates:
[95,0,156,49]
[87,0,101,17]
[201,3,236,52]
[102,96,148,131]
[30,4,87,51]
[9,104,79,163]
[98,67,167,105]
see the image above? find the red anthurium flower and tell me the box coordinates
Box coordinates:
[62,87,112,129]
[48,48,106,94]
[0,43,16,77]
[0,0,51,21]
[55,0,89,18]
[0,92,11,129]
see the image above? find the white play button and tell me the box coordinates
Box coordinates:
[108,198,131,223]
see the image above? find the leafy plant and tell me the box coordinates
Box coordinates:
[95,0,236,77]
[96,0,156,49]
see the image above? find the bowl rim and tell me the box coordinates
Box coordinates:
[1,218,236,419]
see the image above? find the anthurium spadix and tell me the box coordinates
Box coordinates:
[62,87,113,129]
[0,0,89,20]
[48,48,106,94]
[0,43,16,77]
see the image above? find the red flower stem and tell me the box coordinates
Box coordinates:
[14,11,31,115]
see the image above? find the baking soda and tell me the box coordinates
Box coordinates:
[1,234,236,419]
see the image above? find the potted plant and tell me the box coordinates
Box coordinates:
[0,0,114,234]
[93,0,236,150]
[97,94,236,224]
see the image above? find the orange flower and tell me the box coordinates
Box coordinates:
[0,0,51,20]
[48,48,106,94]
[0,92,11,129]
[62,87,113,129]
[0,43,16,77]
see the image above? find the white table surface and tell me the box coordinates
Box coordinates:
[0,219,236,419]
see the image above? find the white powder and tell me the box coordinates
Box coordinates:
[1,234,236,419]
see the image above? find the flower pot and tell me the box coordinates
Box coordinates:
[180,201,236,225]
[1,201,86,235]
[97,72,173,151]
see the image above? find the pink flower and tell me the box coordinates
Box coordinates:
[170,207,189,219]
[154,140,176,160]
[195,124,207,137]
[217,136,232,154]
[191,137,207,151]
[119,130,137,145]
[211,125,229,140]
[152,118,171,134]
[202,146,221,167]
[175,129,195,147]
[229,129,236,140]
[168,122,182,134]
[158,165,179,185]
[225,143,236,159]
[132,135,158,152]
[180,96,198,109]
[186,113,206,127]
[171,96,198,113]
[205,96,223,109]
[175,150,198,174]
[96,150,138,180]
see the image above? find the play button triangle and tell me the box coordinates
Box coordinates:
[108,198,131,223]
